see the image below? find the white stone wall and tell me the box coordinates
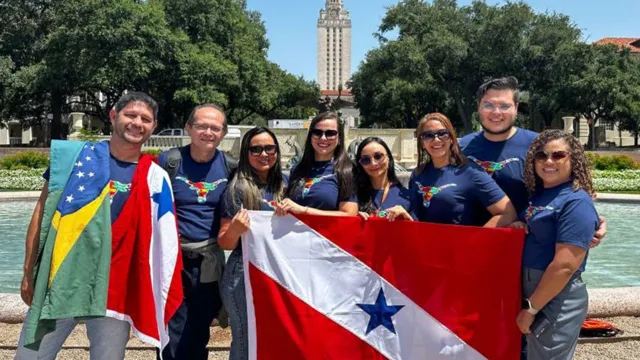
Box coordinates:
[317,26,328,90]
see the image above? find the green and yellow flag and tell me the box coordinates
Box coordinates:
[23,140,112,349]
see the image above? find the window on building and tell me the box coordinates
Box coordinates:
[600,120,615,131]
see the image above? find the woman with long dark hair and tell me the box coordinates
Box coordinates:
[355,137,413,221]
[278,111,358,216]
[410,112,516,226]
[217,127,286,360]
[509,130,598,360]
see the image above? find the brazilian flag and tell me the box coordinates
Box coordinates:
[23,140,112,349]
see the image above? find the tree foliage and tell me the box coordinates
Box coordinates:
[0,0,317,140]
[350,0,640,140]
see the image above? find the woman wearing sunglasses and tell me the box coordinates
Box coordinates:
[508,130,598,360]
[355,137,413,221]
[278,111,358,216]
[217,127,287,360]
[410,112,516,226]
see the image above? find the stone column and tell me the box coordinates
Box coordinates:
[399,129,417,167]
[21,127,33,145]
[562,116,575,136]
[67,112,85,139]
[0,127,8,145]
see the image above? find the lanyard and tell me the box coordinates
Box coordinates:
[375,183,391,216]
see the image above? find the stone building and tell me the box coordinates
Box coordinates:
[317,0,351,91]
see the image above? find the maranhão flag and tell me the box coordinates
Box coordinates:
[242,212,525,360]
[24,140,182,352]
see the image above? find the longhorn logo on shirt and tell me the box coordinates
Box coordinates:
[109,180,131,203]
[415,182,457,208]
[468,156,520,175]
[525,204,555,221]
[176,177,227,203]
[301,174,334,197]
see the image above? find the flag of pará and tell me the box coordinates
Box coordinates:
[24,140,182,352]
[242,212,525,360]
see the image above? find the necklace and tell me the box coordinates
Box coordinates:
[312,160,333,172]
[375,182,391,217]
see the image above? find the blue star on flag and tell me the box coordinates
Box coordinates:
[357,288,404,335]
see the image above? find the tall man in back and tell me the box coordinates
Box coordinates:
[459,77,606,359]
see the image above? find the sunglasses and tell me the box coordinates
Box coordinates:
[420,129,451,141]
[248,145,278,156]
[310,129,339,139]
[534,150,569,162]
[359,152,386,166]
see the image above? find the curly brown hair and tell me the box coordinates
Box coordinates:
[415,113,468,174]
[524,130,595,197]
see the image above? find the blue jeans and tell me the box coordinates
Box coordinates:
[221,249,248,360]
[160,255,223,360]
[15,314,130,360]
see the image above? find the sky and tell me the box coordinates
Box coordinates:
[245,0,640,83]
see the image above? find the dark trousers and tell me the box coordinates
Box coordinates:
[159,256,223,360]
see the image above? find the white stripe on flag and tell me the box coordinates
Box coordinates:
[148,163,179,351]
[244,212,487,360]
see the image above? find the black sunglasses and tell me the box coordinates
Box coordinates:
[420,129,451,141]
[534,150,569,162]
[248,145,278,156]
[359,152,386,166]
[310,129,339,139]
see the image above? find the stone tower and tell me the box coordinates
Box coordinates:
[317,0,351,90]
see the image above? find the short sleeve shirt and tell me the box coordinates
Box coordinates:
[158,147,229,241]
[459,128,538,218]
[288,161,357,211]
[409,163,506,226]
[521,182,599,272]
[43,155,136,224]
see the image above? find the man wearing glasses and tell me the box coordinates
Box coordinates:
[157,104,237,360]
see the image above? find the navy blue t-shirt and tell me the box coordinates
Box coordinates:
[521,182,599,273]
[158,147,229,241]
[220,183,283,251]
[368,183,412,218]
[43,155,136,223]
[288,161,357,211]
[409,163,506,226]
[459,128,538,217]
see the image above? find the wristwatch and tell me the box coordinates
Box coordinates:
[523,298,539,315]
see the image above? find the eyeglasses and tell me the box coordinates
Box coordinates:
[249,145,278,156]
[192,123,223,133]
[481,103,514,112]
[359,152,386,166]
[310,129,339,139]
[534,150,569,162]
[420,129,451,142]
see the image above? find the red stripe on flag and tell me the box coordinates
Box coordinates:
[108,155,160,342]
[249,263,386,360]
[293,215,524,360]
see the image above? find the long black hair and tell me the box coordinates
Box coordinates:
[226,127,285,211]
[355,137,402,212]
[286,111,356,201]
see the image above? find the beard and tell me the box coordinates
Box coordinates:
[480,117,516,135]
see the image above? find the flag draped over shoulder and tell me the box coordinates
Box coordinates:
[243,212,525,360]
[24,140,182,352]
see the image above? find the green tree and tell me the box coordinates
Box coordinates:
[564,45,637,149]
[351,0,587,133]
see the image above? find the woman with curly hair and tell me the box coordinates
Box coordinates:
[509,129,599,360]
[409,112,516,226]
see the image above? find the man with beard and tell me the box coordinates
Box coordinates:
[16,92,175,359]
